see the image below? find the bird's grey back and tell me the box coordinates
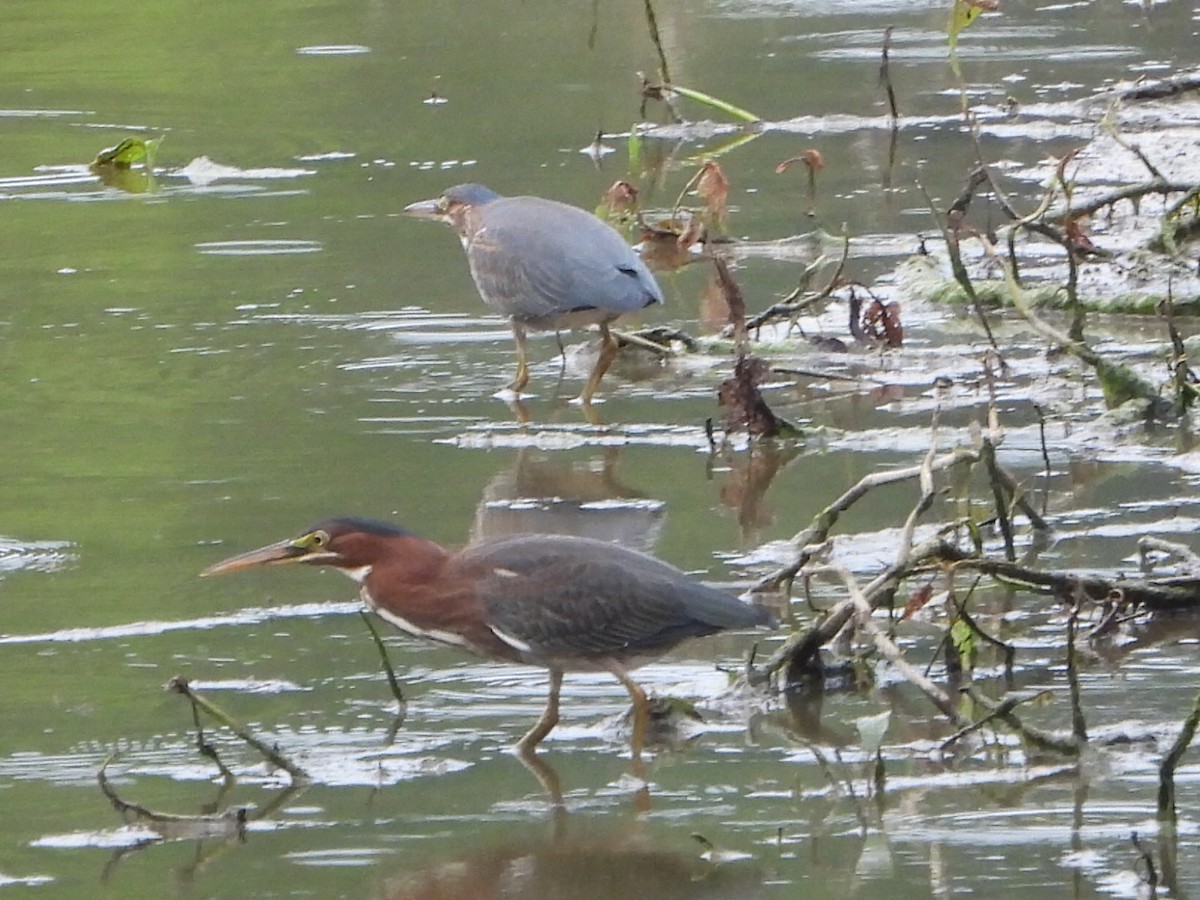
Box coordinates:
[467,196,662,322]
[456,533,771,660]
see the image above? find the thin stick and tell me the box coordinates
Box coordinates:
[755,530,961,683]
[1065,585,1089,744]
[981,437,1016,561]
[642,0,671,84]
[916,173,1004,358]
[939,688,1054,750]
[1157,688,1200,822]
[878,26,899,120]
[360,611,407,706]
[752,446,980,594]
[188,689,236,786]
[168,677,309,782]
[818,564,966,725]
[958,687,1081,755]
[664,83,760,124]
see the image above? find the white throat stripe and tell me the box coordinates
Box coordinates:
[340,565,373,584]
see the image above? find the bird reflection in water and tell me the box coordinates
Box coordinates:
[374,824,763,900]
[470,446,701,807]
[708,442,804,546]
[472,447,665,552]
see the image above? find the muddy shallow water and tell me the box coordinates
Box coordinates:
[2,1,1199,896]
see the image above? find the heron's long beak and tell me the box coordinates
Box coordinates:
[201,539,314,576]
[402,198,445,220]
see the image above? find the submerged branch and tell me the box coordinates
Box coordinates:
[963,687,1084,756]
[823,564,967,726]
[973,231,1163,409]
[1158,688,1200,822]
[938,550,1200,612]
[99,755,248,838]
[168,677,309,783]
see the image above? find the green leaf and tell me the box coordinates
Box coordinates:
[948,0,989,50]
[950,617,978,673]
[665,83,760,124]
[92,136,163,170]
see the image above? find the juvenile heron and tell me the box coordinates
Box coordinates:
[202,517,771,760]
[404,184,663,405]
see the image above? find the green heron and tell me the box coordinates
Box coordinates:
[201,517,770,760]
[403,184,663,405]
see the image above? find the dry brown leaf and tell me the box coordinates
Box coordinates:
[861,299,904,348]
[697,160,729,223]
[1064,215,1098,254]
[712,256,745,341]
[718,354,792,438]
[775,149,825,174]
[901,582,936,621]
[602,180,639,217]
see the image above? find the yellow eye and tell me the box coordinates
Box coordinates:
[293,529,330,551]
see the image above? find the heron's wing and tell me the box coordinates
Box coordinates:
[467,199,661,321]
[455,535,767,661]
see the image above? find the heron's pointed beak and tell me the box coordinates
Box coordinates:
[201,539,314,577]
[402,197,446,221]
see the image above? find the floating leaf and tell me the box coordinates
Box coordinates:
[92,136,161,170]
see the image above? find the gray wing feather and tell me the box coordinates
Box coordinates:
[467,198,661,321]
[458,535,769,661]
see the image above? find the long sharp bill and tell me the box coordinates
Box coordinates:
[402,198,442,219]
[200,539,306,577]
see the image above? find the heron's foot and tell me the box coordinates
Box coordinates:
[496,384,535,415]
[568,394,607,426]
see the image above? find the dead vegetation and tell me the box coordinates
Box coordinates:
[614,3,1200,889]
